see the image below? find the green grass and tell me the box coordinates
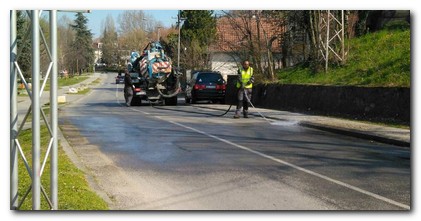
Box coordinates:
[16,126,109,210]
[89,78,102,85]
[17,74,91,94]
[58,76,89,88]
[75,88,91,95]
[276,29,410,87]
[42,74,91,91]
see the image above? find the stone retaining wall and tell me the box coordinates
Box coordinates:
[226,76,410,124]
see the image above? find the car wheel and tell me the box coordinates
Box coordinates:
[185,97,191,104]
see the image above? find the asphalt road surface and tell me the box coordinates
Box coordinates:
[59,73,411,210]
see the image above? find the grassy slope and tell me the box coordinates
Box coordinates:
[276,29,410,87]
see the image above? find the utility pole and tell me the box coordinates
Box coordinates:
[157,26,162,42]
[176,10,186,71]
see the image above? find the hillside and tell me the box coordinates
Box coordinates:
[276,28,410,87]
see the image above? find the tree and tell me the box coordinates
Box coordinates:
[117,10,152,52]
[16,11,53,79]
[218,10,282,81]
[58,15,75,73]
[69,12,94,75]
[100,14,119,66]
[159,30,178,59]
[16,11,31,78]
[180,10,217,70]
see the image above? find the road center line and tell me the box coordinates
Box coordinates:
[152,116,410,210]
[111,75,408,209]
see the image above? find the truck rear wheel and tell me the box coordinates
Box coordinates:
[131,97,142,106]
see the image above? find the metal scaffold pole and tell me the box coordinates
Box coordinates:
[10,10,18,210]
[31,9,41,210]
[11,9,88,210]
[49,10,58,210]
[318,10,346,72]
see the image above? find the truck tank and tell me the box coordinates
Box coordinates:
[129,41,182,105]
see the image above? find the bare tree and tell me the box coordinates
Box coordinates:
[117,10,162,52]
[218,10,283,81]
[58,15,75,74]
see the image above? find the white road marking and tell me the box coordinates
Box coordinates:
[151,116,410,210]
[115,83,151,115]
[115,83,409,210]
[115,81,119,98]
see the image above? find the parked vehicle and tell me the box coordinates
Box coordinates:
[185,71,226,104]
[115,74,124,84]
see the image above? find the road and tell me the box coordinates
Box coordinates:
[59,73,411,210]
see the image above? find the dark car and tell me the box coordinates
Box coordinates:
[115,74,124,84]
[185,71,226,104]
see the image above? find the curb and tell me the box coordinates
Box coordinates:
[298,122,410,148]
[194,104,410,148]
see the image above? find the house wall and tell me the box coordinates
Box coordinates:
[211,52,284,80]
[211,52,241,81]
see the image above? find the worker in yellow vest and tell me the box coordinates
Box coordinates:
[234,60,254,119]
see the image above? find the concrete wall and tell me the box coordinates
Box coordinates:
[226,80,410,124]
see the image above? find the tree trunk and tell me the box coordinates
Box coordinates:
[307,10,323,73]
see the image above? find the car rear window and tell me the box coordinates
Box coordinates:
[197,73,223,83]
[130,72,140,78]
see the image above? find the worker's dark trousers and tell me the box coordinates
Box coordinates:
[236,88,252,112]
[124,87,133,106]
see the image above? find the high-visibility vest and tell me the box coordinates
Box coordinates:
[236,67,253,89]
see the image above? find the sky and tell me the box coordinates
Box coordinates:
[60,10,179,38]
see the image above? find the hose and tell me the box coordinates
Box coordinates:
[243,90,272,123]
[150,87,236,117]
[156,70,183,98]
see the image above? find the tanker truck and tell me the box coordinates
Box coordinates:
[128,41,182,105]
